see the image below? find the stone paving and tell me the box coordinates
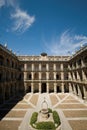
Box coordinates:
[50,94,59,106]
[68,120,87,130]
[0,93,38,130]
[0,120,21,130]
[51,93,87,130]
[0,93,87,130]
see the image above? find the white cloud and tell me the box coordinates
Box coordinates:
[0,0,16,8]
[6,0,16,7]
[11,8,35,33]
[0,0,5,8]
[74,35,87,40]
[44,30,87,55]
[0,0,35,33]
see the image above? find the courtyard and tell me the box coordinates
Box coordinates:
[0,93,87,130]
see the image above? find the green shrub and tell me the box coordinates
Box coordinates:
[36,121,56,130]
[53,111,61,126]
[30,112,38,125]
[48,108,52,113]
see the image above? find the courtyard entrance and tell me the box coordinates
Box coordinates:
[41,83,46,93]
[57,86,61,92]
[26,86,31,93]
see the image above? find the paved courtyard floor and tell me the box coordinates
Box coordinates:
[0,93,87,130]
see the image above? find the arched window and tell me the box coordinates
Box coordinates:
[0,55,4,65]
[6,59,10,67]
[12,61,14,68]
[0,73,2,81]
[29,74,32,80]
[56,74,59,80]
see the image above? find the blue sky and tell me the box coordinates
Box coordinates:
[0,0,87,55]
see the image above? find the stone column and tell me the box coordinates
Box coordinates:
[8,86,11,98]
[69,83,73,93]
[76,61,78,69]
[54,72,56,80]
[24,83,27,93]
[24,72,27,80]
[72,63,74,69]
[32,63,34,71]
[39,63,41,71]
[32,72,34,80]
[24,63,27,71]
[39,72,41,80]
[81,59,85,67]
[39,83,41,93]
[2,86,5,103]
[68,64,70,70]
[68,72,71,80]
[3,70,6,81]
[46,63,49,71]
[73,72,75,80]
[31,83,34,93]
[13,85,15,97]
[83,85,87,100]
[77,85,82,98]
[53,64,56,71]
[47,83,49,93]
[61,72,64,80]
[61,63,64,80]
[73,84,77,95]
[54,83,57,93]
[61,63,63,70]
[61,83,64,93]
[46,72,49,80]
[82,70,86,81]
[77,71,80,81]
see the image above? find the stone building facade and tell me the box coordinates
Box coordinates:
[0,44,87,104]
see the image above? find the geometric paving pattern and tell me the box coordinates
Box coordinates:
[0,93,39,130]
[50,93,87,130]
[0,93,87,130]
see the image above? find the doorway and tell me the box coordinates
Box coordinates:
[41,83,46,93]
[57,86,61,92]
[27,86,31,93]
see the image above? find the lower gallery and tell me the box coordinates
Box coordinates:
[0,43,87,130]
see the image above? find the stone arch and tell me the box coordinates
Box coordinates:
[10,84,14,96]
[34,83,39,93]
[34,72,39,80]
[84,56,87,63]
[0,70,3,81]
[75,84,78,95]
[41,83,46,93]
[5,85,10,100]
[56,86,61,92]
[64,83,69,92]
[49,83,54,93]
[49,72,53,80]
[28,73,32,80]
[42,72,46,80]
[26,83,31,93]
[56,73,61,80]
[79,85,84,99]
[64,72,68,80]
[12,60,14,68]
[0,55,4,65]
[0,85,3,104]
[27,86,31,93]
[6,58,10,67]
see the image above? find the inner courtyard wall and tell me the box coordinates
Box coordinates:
[0,44,87,104]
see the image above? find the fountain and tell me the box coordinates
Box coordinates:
[41,97,49,119]
[29,97,61,130]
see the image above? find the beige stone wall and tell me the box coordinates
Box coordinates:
[0,45,23,104]
[0,44,87,104]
